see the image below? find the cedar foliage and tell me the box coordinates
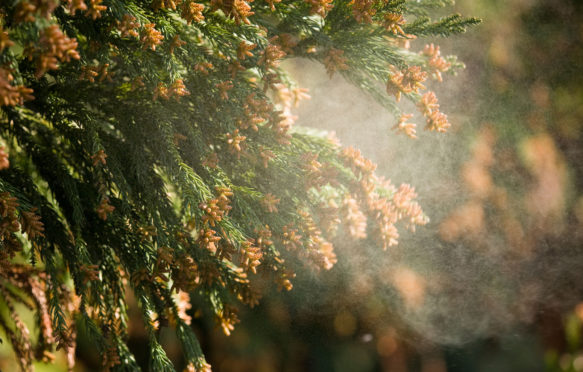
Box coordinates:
[0,0,477,370]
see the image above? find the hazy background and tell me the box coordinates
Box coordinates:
[211,0,583,370]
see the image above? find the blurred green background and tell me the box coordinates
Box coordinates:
[2,0,583,371]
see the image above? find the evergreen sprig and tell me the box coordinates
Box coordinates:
[0,0,477,370]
